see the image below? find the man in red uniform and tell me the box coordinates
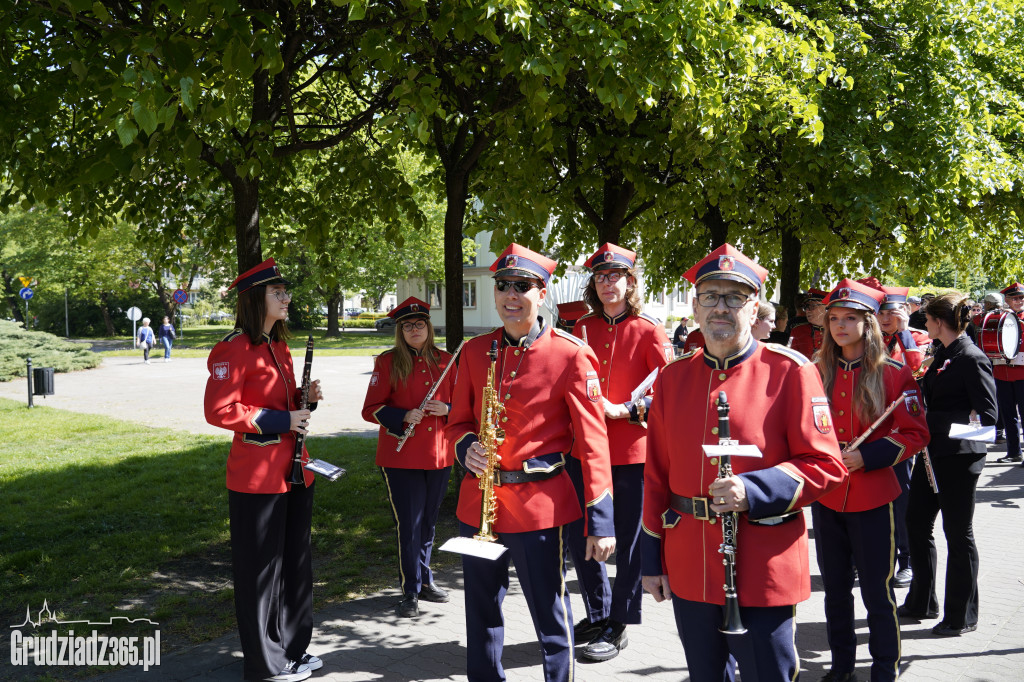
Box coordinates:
[642,244,847,682]
[789,288,828,359]
[447,243,615,682]
[569,243,672,662]
[993,283,1024,464]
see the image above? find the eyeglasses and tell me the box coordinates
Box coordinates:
[495,280,540,294]
[401,320,427,332]
[593,272,626,284]
[696,292,754,309]
[268,289,292,302]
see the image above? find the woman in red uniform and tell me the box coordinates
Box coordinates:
[204,258,323,682]
[813,279,929,682]
[362,297,455,619]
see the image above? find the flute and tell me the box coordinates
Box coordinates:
[842,391,910,453]
[395,340,465,452]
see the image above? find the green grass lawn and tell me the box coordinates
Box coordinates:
[0,398,461,676]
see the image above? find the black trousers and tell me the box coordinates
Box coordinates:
[904,453,982,629]
[229,482,315,680]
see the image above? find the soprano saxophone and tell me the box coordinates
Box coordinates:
[474,340,505,543]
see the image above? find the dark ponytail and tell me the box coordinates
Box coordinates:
[927,293,970,335]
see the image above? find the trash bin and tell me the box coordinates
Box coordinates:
[32,367,54,396]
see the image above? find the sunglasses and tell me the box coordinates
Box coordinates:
[495,280,540,294]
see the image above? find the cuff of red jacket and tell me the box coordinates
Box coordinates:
[640,527,664,576]
[253,408,291,435]
[741,467,803,519]
[586,492,615,537]
[454,432,479,469]
[860,437,906,471]
[627,397,653,425]
[373,405,406,437]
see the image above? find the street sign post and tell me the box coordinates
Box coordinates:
[19,287,33,322]
[127,306,142,346]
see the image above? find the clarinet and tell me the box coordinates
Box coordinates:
[289,335,314,486]
[716,391,747,634]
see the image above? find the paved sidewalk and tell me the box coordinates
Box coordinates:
[4,358,1022,680]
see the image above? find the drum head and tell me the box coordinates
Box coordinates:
[999,313,1022,360]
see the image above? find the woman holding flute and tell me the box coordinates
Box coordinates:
[813,279,929,682]
[203,258,323,682]
[900,293,997,636]
[362,297,456,618]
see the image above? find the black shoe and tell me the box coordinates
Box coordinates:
[263,661,311,681]
[820,671,857,682]
[573,617,607,642]
[893,567,913,588]
[995,454,1022,463]
[897,604,938,620]
[995,435,1007,444]
[932,621,977,636]
[397,595,419,618]
[298,653,323,671]
[418,582,450,603]
[579,621,627,662]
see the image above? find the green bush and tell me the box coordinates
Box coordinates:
[0,320,102,381]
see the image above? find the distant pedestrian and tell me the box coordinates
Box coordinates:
[137,318,155,364]
[158,316,176,362]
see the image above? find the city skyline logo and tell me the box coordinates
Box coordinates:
[10,599,159,629]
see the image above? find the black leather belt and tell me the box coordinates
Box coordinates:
[491,467,563,486]
[670,492,801,526]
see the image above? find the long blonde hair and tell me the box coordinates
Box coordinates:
[390,317,442,388]
[817,309,888,424]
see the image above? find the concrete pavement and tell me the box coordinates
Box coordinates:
[3,357,1022,680]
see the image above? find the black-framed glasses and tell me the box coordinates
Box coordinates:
[401,320,427,332]
[593,272,626,284]
[268,289,292,302]
[495,280,539,294]
[695,292,753,309]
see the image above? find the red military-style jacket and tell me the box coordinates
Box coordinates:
[883,329,930,375]
[573,311,672,465]
[789,322,824,360]
[361,348,455,470]
[817,356,930,513]
[992,310,1024,381]
[642,338,846,607]
[447,322,615,536]
[204,329,314,493]
[683,328,704,355]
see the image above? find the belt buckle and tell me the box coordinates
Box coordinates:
[692,496,710,521]
[492,470,503,487]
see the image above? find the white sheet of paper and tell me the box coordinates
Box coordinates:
[702,443,764,459]
[439,536,508,560]
[948,422,996,442]
[630,368,659,405]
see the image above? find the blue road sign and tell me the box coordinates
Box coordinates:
[19,287,33,300]
[173,289,188,305]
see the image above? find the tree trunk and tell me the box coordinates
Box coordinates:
[99,292,115,336]
[231,175,263,275]
[443,170,468,350]
[325,291,342,337]
[779,224,802,318]
[598,173,634,245]
[703,204,728,249]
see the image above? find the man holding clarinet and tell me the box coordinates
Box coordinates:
[641,244,847,682]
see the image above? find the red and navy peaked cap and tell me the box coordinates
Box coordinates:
[490,243,557,285]
[388,296,431,322]
[584,243,636,271]
[683,243,768,293]
[1001,283,1024,297]
[228,257,290,293]
[824,278,885,314]
[556,300,590,322]
[805,288,829,303]
[878,285,910,310]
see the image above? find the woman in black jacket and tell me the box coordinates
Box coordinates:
[899,293,997,636]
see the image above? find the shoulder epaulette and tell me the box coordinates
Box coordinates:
[378,347,395,357]
[764,343,809,366]
[638,312,662,326]
[884,356,905,370]
[577,313,598,322]
[221,329,245,343]
[553,328,586,346]
[667,348,699,365]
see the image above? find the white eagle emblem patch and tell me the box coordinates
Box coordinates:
[370,372,380,387]
[213,362,230,381]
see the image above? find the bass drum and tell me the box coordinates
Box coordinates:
[975,311,1022,360]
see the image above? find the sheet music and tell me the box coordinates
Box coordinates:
[948,422,996,443]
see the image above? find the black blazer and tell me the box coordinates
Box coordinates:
[921,335,997,458]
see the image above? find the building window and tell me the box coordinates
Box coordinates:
[427,281,443,308]
[463,281,477,309]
